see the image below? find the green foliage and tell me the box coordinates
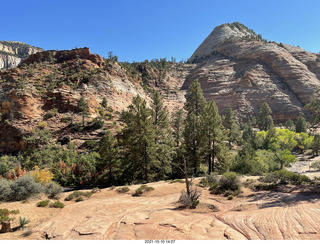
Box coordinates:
[9,176,43,201]
[218,172,241,192]
[36,200,50,207]
[295,115,307,133]
[97,130,121,185]
[64,191,92,201]
[285,119,295,131]
[257,102,274,131]
[121,95,158,182]
[312,134,320,156]
[0,179,12,202]
[305,87,320,127]
[0,209,19,223]
[44,181,63,199]
[200,100,227,174]
[310,161,320,170]
[223,106,241,147]
[131,185,154,197]
[49,201,64,208]
[231,143,260,175]
[60,116,72,123]
[0,155,22,178]
[183,80,207,175]
[77,96,89,126]
[44,108,59,120]
[19,217,30,228]
[259,169,311,185]
[116,186,130,193]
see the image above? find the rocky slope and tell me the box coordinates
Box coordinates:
[186,22,320,122]
[0,41,43,69]
[0,48,191,153]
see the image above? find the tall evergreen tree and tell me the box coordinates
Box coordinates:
[150,90,174,180]
[200,100,226,174]
[172,109,185,147]
[257,102,274,131]
[295,115,307,133]
[223,106,241,148]
[183,80,207,175]
[97,130,120,185]
[121,95,156,182]
[77,96,89,127]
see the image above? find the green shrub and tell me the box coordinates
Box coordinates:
[49,201,64,208]
[36,200,50,207]
[227,195,234,200]
[44,182,63,199]
[10,176,43,201]
[75,197,83,202]
[254,183,278,191]
[169,179,184,184]
[260,169,311,185]
[132,185,154,197]
[44,108,59,120]
[61,117,72,123]
[219,172,241,191]
[64,191,92,201]
[0,179,12,202]
[0,209,19,223]
[200,173,219,187]
[117,186,130,193]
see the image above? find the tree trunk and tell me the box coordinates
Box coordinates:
[0,222,11,233]
[184,159,190,196]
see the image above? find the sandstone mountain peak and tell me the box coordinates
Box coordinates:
[190,22,264,63]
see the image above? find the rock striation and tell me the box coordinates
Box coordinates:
[186,22,320,122]
[0,41,43,69]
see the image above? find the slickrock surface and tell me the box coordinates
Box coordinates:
[1,178,320,240]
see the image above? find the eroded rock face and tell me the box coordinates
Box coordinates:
[0,41,43,69]
[22,48,104,67]
[185,23,320,122]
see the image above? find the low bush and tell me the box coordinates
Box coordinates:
[36,200,50,207]
[60,117,72,123]
[259,169,311,185]
[44,181,63,199]
[75,197,84,202]
[219,172,241,191]
[209,172,241,197]
[116,186,130,193]
[49,201,64,208]
[178,190,200,209]
[254,183,278,191]
[132,185,154,197]
[64,191,92,201]
[199,173,219,188]
[0,179,12,202]
[44,108,59,120]
[10,176,43,201]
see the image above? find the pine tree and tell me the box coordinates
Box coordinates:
[77,96,89,127]
[121,95,157,182]
[257,102,274,131]
[172,109,184,147]
[183,80,207,175]
[295,115,307,133]
[200,100,226,174]
[97,130,120,185]
[305,87,320,129]
[285,119,295,131]
[150,90,174,180]
[224,106,241,148]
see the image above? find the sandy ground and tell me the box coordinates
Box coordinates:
[1,175,320,240]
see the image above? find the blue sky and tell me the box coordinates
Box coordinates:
[2,0,320,62]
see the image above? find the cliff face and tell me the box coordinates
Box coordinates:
[185,22,320,122]
[0,41,43,69]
